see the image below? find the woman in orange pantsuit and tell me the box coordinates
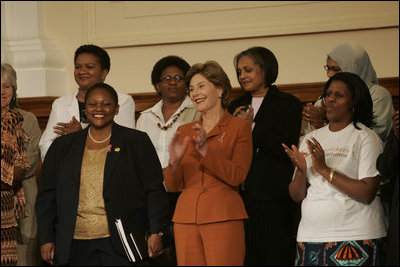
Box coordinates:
[164,61,253,266]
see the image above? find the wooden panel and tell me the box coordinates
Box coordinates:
[18,77,398,185]
[18,77,399,133]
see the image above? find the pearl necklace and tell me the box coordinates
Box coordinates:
[88,127,112,143]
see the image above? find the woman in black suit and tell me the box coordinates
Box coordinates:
[36,82,168,266]
[228,47,302,266]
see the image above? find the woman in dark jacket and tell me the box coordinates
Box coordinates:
[36,83,168,266]
[228,46,302,266]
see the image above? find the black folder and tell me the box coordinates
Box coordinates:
[115,218,148,262]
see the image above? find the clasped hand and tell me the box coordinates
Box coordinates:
[147,233,163,258]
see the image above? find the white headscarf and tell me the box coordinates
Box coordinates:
[327,42,378,88]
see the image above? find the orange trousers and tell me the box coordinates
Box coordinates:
[174,220,245,266]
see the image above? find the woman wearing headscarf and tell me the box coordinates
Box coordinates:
[302,42,394,146]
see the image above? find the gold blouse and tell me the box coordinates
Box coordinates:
[73,146,110,239]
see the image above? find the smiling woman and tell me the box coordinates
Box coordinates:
[164,60,253,266]
[36,82,169,266]
[38,44,136,161]
[84,83,119,145]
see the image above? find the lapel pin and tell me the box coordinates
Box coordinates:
[114,147,120,152]
[218,132,226,143]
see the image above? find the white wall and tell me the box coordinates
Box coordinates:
[2,1,399,97]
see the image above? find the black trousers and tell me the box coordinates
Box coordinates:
[69,237,149,266]
[243,195,298,266]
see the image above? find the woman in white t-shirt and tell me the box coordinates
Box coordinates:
[283,72,386,266]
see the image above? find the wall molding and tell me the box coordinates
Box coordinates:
[18,77,399,133]
[84,1,399,47]
[1,1,68,97]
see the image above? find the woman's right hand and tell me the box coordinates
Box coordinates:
[41,242,55,265]
[303,102,326,130]
[169,131,190,171]
[282,143,307,175]
[233,105,254,122]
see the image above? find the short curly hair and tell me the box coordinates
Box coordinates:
[74,44,111,71]
[151,56,190,88]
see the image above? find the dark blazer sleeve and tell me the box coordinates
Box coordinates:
[35,138,60,245]
[135,132,169,234]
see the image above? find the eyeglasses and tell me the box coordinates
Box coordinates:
[160,75,184,83]
[323,65,341,73]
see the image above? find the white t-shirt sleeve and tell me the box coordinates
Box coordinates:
[357,130,383,179]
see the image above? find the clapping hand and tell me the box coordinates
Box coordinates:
[282,143,307,175]
[192,123,208,157]
[302,102,326,130]
[233,105,254,122]
[169,131,190,171]
[305,137,328,174]
[53,116,82,136]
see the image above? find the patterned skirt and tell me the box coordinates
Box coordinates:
[1,189,18,266]
[295,239,383,266]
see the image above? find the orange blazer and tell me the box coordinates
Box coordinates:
[164,110,253,224]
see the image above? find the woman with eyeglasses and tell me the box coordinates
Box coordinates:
[302,42,394,147]
[136,55,200,265]
[164,61,253,265]
[284,72,387,266]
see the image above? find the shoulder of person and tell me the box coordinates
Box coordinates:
[369,84,393,99]
[271,85,301,104]
[52,94,75,106]
[228,93,250,113]
[356,122,383,143]
[229,112,250,127]
[15,108,37,121]
[113,123,148,138]
[116,91,134,104]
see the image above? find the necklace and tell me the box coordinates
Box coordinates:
[88,127,112,143]
[157,108,186,131]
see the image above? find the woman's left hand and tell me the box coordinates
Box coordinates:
[306,137,328,174]
[192,123,208,157]
[147,233,163,258]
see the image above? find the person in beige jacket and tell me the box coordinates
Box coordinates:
[17,109,42,266]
